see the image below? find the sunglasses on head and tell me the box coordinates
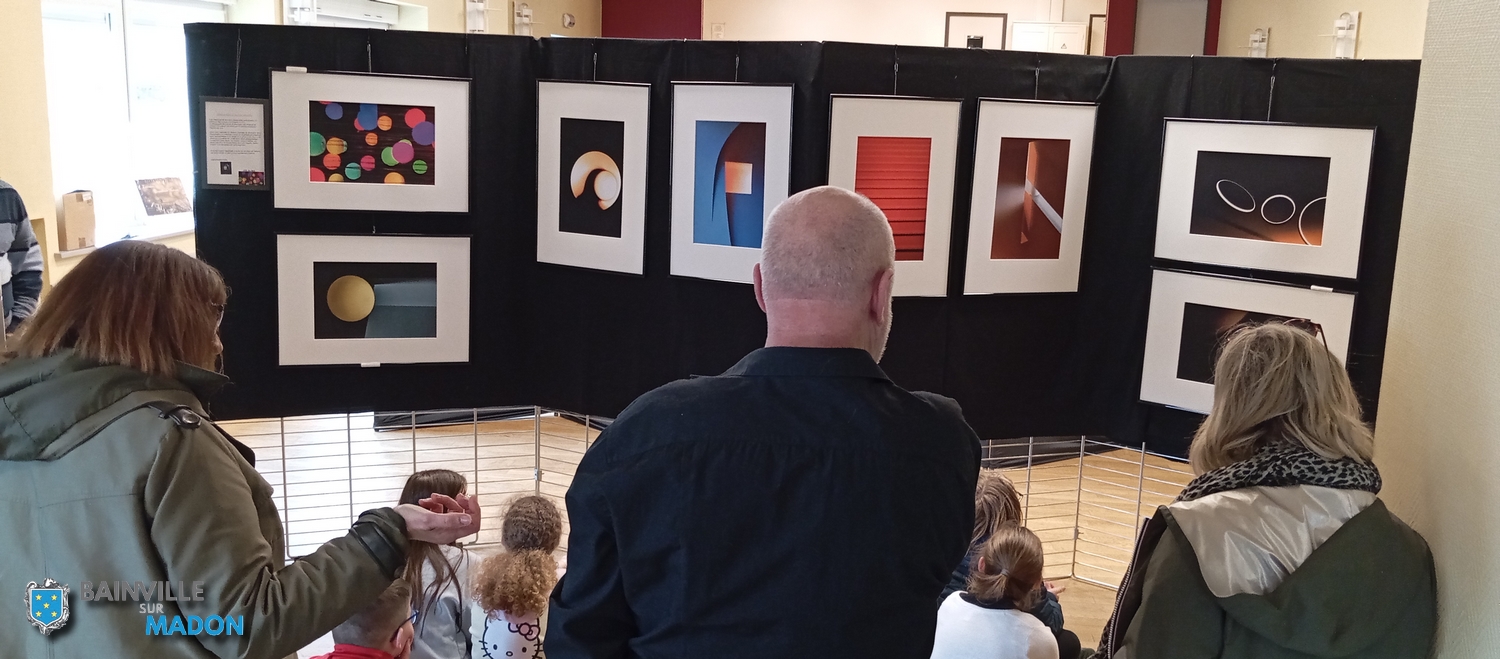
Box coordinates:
[1228,317,1329,351]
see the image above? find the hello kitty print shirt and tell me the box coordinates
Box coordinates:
[468,604,545,659]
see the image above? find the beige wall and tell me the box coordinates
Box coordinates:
[1375,0,1500,657]
[0,0,60,283]
[1062,0,1107,24]
[1218,0,1427,59]
[702,0,1058,45]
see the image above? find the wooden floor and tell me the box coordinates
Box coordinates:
[221,413,1191,656]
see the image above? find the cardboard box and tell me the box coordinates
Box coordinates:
[59,191,96,251]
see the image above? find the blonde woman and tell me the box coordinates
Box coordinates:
[1098,322,1436,659]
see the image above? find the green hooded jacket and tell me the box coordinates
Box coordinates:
[1102,492,1438,659]
[0,351,409,659]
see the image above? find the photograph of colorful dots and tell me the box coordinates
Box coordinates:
[308,101,435,185]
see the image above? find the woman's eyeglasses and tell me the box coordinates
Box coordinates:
[211,303,225,328]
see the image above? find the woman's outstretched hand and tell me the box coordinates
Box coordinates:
[395,492,481,544]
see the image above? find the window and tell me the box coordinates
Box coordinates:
[41,0,227,245]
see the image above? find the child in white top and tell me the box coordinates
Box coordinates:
[931,524,1059,659]
[469,495,563,659]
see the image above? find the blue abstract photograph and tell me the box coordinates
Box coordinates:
[692,121,767,247]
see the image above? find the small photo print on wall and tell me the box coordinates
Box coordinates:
[277,234,470,366]
[313,262,438,339]
[828,95,961,297]
[694,121,767,248]
[670,83,792,284]
[1155,119,1375,279]
[536,81,650,275]
[965,100,1096,295]
[308,101,435,185]
[1189,151,1329,246]
[1140,269,1356,414]
[991,137,1070,260]
[271,70,469,213]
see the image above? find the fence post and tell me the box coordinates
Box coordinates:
[534,406,543,496]
[1071,435,1086,579]
[1135,444,1149,532]
[280,416,289,563]
[473,408,480,506]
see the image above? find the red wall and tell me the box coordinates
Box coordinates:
[1104,0,1137,55]
[602,0,702,39]
[1203,0,1223,55]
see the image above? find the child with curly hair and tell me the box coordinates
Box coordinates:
[469,495,563,659]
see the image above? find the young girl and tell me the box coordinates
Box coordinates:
[931,525,1059,659]
[944,472,1078,657]
[469,495,563,659]
[400,469,476,659]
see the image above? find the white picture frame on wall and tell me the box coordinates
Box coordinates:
[536,80,651,275]
[669,82,794,285]
[271,70,470,213]
[964,99,1097,295]
[1140,269,1357,414]
[828,95,962,298]
[276,234,471,366]
[1155,119,1376,279]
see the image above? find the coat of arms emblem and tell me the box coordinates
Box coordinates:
[26,579,70,635]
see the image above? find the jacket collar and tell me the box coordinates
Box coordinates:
[722,347,890,381]
[176,361,229,399]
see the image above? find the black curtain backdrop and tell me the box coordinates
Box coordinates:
[186,25,1419,457]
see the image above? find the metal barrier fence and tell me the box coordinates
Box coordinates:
[226,411,1192,591]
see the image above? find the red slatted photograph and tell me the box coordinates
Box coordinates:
[854,136,933,261]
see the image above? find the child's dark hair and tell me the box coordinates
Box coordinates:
[332,579,412,649]
[399,469,468,613]
[967,524,1044,608]
[472,495,563,617]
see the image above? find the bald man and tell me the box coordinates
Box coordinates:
[547,187,981,659]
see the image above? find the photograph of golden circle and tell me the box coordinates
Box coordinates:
[326,275,376,322]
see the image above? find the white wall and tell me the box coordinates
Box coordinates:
[701,0,1056,46]
[1375,0,1500,657]
[1218,0,1427,59]
[1134,0,1206,55]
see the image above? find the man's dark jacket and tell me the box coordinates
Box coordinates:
[547,347,982,659]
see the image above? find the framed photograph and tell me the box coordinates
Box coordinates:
[945,12,1008,49]
[1155,119,1376,279]
[271,70,470,213]
[276,234,471,366]
[669,83,794,284]
[536,80,650,275]
[1140,269,1357,414]
[200,97,270,190]
[964,99,1097,295]
[828,95,962,297]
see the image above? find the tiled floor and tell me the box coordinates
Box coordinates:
[221,413,1190,657]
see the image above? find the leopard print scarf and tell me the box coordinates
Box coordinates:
[1176,441,1381,503]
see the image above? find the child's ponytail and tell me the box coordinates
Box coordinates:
[967,524,1044,608]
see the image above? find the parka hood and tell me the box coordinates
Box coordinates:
[0,350,225,461]
[1172,497,1436,656]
